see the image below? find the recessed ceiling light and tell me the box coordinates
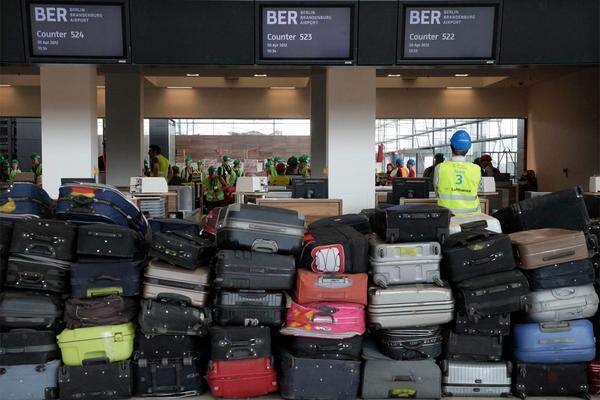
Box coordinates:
[254,74,267,77]
[387,74,401,77]
[186,73,199,77]
[447,86,473,90]
[0,84,12,87]
[454,73,469,77]
[270,86,296,90]
[167,86,193,89]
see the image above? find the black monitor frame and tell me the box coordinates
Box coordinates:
[391,177,432,201]
[291,177,329,199]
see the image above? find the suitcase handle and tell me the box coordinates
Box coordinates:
[25,243,56,257]
[466,252,501,266]
[459,220,489,231]
[226,346,257,359]
[89,275,121,283]
[540,321,571,332]
[317,275,351,288]
[88,231,122,239]
[156,293,191,306]
[82,356,110,365]
[393,375,415,382]
[251,239,278,253]
[542,250,576,262]
[16,272,44,284]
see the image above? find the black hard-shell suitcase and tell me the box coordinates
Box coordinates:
[149,231,215,270]
[70,260,143,298]
[444,331,503,362]
[210,326,271,361]
[0,290,61,330]
[278,349,361,400]
[372,204,450,243]
[10,218,77,261]
[216,204,305,255]
[285,335,363,361]
[493,187,590,234]
[64,295,138,329]
[0,329,58,365]
[213,250,296,290]
[59,360,133,400]
[442,229,516,283]
[138,298,211,336]
[133,356,207,397]
[455,312,511,336]
[524,259,595,290]
[135,334,206,360]
[149,218,201,240]
[514,362,589,398]
[308,214,371,235]
[301,224,368,274]
[455,269,529,321]
[0,220,13,247]
[214,290,285,327]
[77,223,144,259]
[375,327,442,360]
[5,255,70,293]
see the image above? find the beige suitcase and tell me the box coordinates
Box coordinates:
[509,229,588,270]
[143,259,210,307]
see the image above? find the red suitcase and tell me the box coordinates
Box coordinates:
[295,269,368,305]
[206,357,278,398]
[589,360,600,395]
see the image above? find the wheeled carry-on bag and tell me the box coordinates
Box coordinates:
[216,204,305,255]
[455,312,511,336]
[0,182,54,220]
[509,228,589,269]
[59,360,133,400]
[371,204,451,244]
[375,326,442,360]
[5,255,70,293]
[308,214,371,235]
[513,320,596,363]
[0,329,58,365]
[525,283,599,322]
[493,187,590,234]
[133,356,207,397]
[368,284,454,329]
[214,290,285,327]
[442,229,516,283]
[361,340,441,400]
[444,331,503,362]
[525,259,595,290]
[138,298,211,336]
[0,359,60,400]
[77,223,143,259]
[64,295,138,329]
[448,213,502,235]
[10,218,76,260]
[0,290,62,330]
[148,217,201,240]
[280,302,365,339]
[442,360,511,397]
[0,220,14,247]
[143,259,210,308]
[206,357,278,398]
[301,224,368,274]
[514,362,589,398]
[213,250,296,290]
[285,335,363,361]
[149,231,215,270]
[295,269,368,305]
[134,333,205,360]
[369,238,441,287]
[454,269,529,321]
[70,259,143,298]
[279,350,361,400]
[210,326,271,361]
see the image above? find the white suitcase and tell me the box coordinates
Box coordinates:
[449,214,502,235]
[590,176,600,192]
[236,176,268,193]
[525,283,599,322]
[130,177,169,194]
[478,176,496,193]
[442,360,511,397]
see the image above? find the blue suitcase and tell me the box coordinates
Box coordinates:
[56,183,149,236]
[513,319,596,363]
[0,183,53,220]
[70,259,143,298]
[149,218,201,240]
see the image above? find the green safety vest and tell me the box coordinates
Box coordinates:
[32,164,42,178]
[298,166,309,177]
[203,176,224,202]
[436,161,481,216]
[180,166,193,181]
[155,154,170,178]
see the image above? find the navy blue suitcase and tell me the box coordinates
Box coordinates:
[149,218,201,240]
[56,183,149,236]
[513,320,596,364]
[70,259,143,298]
[0,183,54,220]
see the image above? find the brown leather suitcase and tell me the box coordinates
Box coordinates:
[294,269,368,305]
[509,229,588,270]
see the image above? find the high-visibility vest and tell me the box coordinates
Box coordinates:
[155,154,169,178]
[269,175,290,186]
[436,161,481,216]
[203,177,224,202]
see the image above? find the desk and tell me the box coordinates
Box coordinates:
[256,198,343,225]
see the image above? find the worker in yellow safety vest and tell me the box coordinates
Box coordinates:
[148,145,170,179]
[31,152,43,180]
[434,130,482,216]
[180,156,195,182]
[269,163,291,186]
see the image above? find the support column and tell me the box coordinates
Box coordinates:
[104,72,145,187]
[326,67,376,213]
[310,70,327,177]
[40,65,97,198]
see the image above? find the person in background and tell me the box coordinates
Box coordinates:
[232,159,244,185]
[179,156,195,182]
[480,154,500,177]
[203,165,226,210]
[392,158,408,178]
[423,153,444,178]
[8,160,21,182]
[518,169,538,199]
[385,163,394,184]
[434,130,482,216]
[97,155,105,173]
[218,155,234,185]
[31,152,43,180]
[169,166,186,185]
[143,159,151,176]
[1,160,10,184]
[285,156,299,175]
[269,163,291,186]
[298,154,311,177]
[148,145,170,179]
[407,159,417,178]
[193,160,205,182]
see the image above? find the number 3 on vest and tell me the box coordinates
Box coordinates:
[455,173,463,185]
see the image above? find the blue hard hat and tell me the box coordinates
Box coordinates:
[450,130,472,151]
[407,159,415,166]
[395,158,404,167]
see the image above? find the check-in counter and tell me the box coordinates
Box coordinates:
[256,198,343,225]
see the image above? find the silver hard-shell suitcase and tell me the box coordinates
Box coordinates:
[143,259,210,308]
[0,359,60,400]
[442,360,511,397]
[368,284,454,329]
[525,283,599,322]
[369,236,441,262]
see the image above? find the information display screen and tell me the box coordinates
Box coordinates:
[260,6,353,61]
[28,2,126,59]
[402,6,496,60]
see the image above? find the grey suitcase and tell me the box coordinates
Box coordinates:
[368,284,454,329]
[0,359,60,400]
[143,259,210,308]
[442,360,511,397]
[362,340,442,399]
[525,283,599,322]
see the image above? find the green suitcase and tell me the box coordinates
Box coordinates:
[57,322,135,366]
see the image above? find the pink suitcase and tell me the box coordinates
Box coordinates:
[279,301,365,339]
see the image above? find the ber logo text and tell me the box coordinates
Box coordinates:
[34,6,67,22]
[266,10,298,25]
[409,10,441,24]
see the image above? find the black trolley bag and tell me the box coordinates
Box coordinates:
[442,229,516,283]
[0,220,13,286]
[214,290,285,327]
[455,311,511,336]
[10,218,76,261]
[70,259,143,298]
[133,356,207,397]
[5,254,70,293]
[444,331,503,362]
[0,329,58,365]
[64,295,138,329]
[135,334,205,360]
[210,326,271,361]
[148,218,201,240]
[138,297,211,336]
[375,326,443,360]
[372,204,450,243]
[493,187,591,234]
[59,360,133,400]
[524,258,595,290]
[285,335,363,361]
[0,290,62,330]
[216,204,305,255]
[308,214,372,235]
[149,231,215,270]
[514,362,589,399]
[213,249,296,290]
[77,223,144,259]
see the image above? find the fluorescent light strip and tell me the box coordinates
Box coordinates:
[96,85,105,89]
[454,73,469,77]
[0,84,12,87]
[254,74,267,77]
[387,74,401,77]
[167,86,193,89]
[186,73,199,77]
[270,86,296,90]
[447,86,473,90]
